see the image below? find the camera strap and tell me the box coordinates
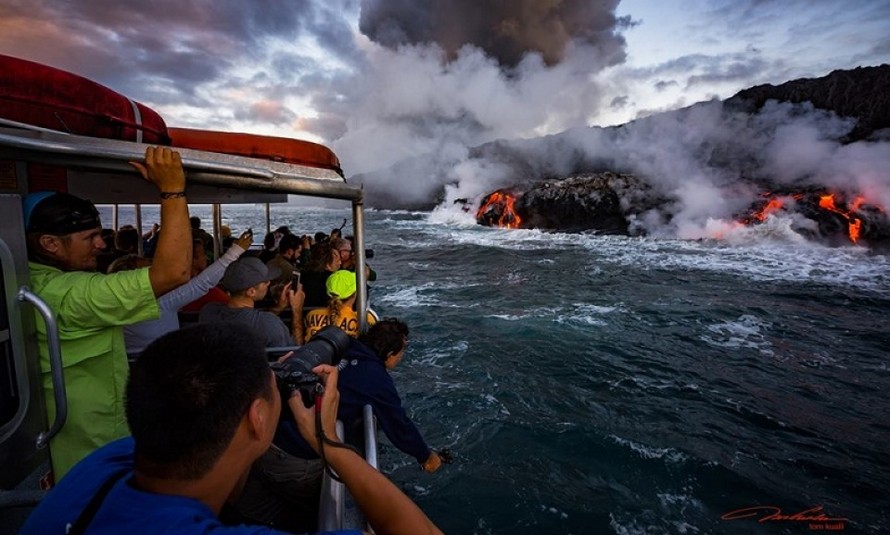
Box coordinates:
[67,469,129,535]
[315,402,360,483]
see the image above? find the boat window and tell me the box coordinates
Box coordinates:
[0,255,19,428]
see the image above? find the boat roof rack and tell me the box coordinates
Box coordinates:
[0,125,362,204]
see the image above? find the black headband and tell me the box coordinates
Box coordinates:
[25,192,101,235]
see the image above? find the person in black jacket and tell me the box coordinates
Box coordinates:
[339,319,443,472]
[273,318,444,473]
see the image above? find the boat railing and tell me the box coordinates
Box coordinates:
[318,405,378,532]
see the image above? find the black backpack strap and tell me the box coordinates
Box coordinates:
[67,470,129,535]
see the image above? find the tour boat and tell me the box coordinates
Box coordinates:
[0,55,373,533]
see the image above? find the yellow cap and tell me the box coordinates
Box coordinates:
[326,270,357,299]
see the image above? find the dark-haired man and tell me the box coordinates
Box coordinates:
[20,323,442,535]
[339,319,442,472]
[199,256,304,346]
[276,318,443,473]
[23,146,192,479]
[266,232,302,287]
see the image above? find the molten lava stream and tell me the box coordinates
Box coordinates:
[819,194,862,243]
[477,192,522,229]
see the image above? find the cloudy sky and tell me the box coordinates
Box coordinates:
[1,0,888,180]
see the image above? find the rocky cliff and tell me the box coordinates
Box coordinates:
[725,64,890,142]
[471,64,890,246]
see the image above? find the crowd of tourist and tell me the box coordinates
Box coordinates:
[20,147,445,535]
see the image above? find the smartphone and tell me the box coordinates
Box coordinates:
[291,271,301,288]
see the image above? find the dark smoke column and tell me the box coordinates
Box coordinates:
[359,0,629,68]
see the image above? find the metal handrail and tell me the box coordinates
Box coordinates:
[16,287,67,449]
[363,404,378,469]
[0,129,364,201]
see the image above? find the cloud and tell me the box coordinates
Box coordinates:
[233,100,297,124]
[654,80,678,92]
[610,96,629,109]
[358,0,628,68]
[686,57,769,87]
[333,38,625,177]
[0,0,315,104]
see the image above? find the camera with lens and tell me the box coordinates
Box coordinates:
[364,248,375,259]
[270,326,351,407]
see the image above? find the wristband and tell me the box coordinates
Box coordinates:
[159,191,186,199]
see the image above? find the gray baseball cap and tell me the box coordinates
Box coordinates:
[220,257,281,293]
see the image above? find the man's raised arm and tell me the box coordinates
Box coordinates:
[130,147,192,296]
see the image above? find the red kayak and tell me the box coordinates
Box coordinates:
[168,127,343,176]
[0,55,170,144]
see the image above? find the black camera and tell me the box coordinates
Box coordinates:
[270,326,351,407]
[364,248,375,259]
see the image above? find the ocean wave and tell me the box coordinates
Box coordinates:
[700,315,774,355]
[608,435,689,464]
[580,234,890,296]
[380,210,890,296]
[376,284,443,307]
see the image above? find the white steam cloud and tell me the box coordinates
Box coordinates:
[359,96,890,240]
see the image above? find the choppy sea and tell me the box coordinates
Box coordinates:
[105,203,890,534]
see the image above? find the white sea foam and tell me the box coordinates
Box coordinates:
[554,302,619,327]
[427,203,480,227]
[609,435,689,464]
[486,314,528,321]
[608,514,658,535]
[376,285,441,307]
[610,376,701,393]
[657,493,703,510]
[411,342,469,367]
[701,315,774,355]
[539,504,569,519]
[397,207,890,296]
[377,280,484,308]
[576,232,890,296]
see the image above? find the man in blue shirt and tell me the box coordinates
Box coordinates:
[20,323,442,535]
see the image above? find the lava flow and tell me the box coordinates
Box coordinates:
[740,190,885,244]
[819,193,863,243]
[476,191,522,229]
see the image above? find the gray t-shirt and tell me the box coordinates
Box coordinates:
[198,303,295,347]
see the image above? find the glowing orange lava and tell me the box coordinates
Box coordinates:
[740,191,879,244]
[476,191,522,229]
[818,194,862,243]
[753,198,784,221]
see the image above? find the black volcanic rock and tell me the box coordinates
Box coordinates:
[478,172,668,234]
[725,65,890,141]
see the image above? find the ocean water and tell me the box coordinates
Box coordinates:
[106,203,890,534]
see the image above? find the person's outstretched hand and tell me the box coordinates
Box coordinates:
[421,451,443,473]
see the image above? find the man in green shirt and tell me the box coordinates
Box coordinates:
[23,146,193,480]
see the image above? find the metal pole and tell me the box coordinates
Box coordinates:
[352,199,368,332]
[135,203,143,256]
[265,202,271,235]
[212,204,222,258]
